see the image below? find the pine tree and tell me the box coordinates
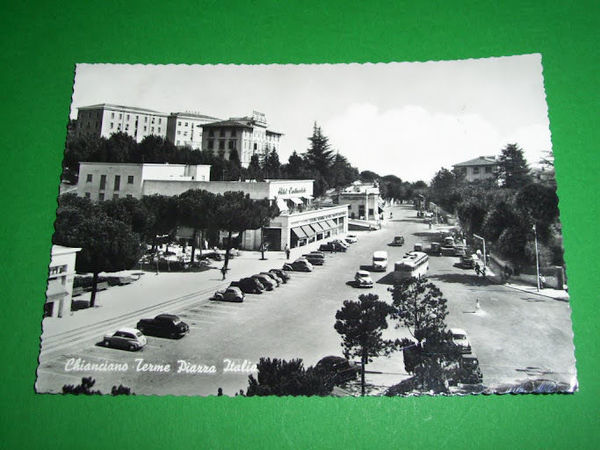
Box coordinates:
[305,122,334,176]
[497,143,532,189]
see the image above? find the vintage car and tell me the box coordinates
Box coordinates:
[315,356,360,385]
[450,328,472,354]
[330,239,350,249]
[413,242,424,252]
[302,253,325,265]
[429,242,442,255]
[135,314,189,339]
[102,327,147,351]
[354,270,374,288]
[283,259,314,272]
[211,286,245,303]
[230,277,264,294]
[345,234,358,244]
[260,271,282,286]
[269,268,290,283]
[390,235,405,246]
[251,274,276,290]
[319,242,346,252]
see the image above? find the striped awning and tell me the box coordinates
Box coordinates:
[291,227,308,239]
[326,220,337,229]
[300,225,315,237]
[276,198,289,212]
[289,197,303,205]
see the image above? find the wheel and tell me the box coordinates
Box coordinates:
[129,344,137,351]
[103,340,110,347]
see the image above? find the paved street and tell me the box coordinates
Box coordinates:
[36,204,577,396]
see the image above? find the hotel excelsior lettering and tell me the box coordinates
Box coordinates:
[278,186,307,195]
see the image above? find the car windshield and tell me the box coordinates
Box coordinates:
[453,333,466,340]
[135,331,143,337]
[358,273,369,278]
[373,257,385,262]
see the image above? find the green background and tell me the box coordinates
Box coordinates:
[1,0,598,448]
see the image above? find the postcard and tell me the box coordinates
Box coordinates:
[36,56,577,396]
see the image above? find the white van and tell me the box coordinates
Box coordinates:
[372,251,388,272]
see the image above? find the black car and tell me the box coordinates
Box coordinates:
[302,253,325,265]
[135,314,189,339]
[260,271,282,286]
[269,268,290,283]
[315,356,360,385]
[230,277,264,294]
[319,242,346,253]
[251,274,276,290]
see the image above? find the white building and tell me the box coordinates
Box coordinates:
[75,104,169,143]
[453,156,498,182]
[166,112,220,149]
[336,181,383,221]
[76,162,211,201]
[75,163,347,251]
[45,245,81,318]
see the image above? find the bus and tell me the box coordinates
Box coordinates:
[394,251,429,280]
[372,251,388,271]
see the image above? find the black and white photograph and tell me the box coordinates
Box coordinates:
[36,55,577,397]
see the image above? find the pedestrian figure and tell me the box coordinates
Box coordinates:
[221,265,227,280]
[481,266,487,279]
[476,299,481,311]
[217,387,223,396]
[284,244,290,260]
[474,263,481,277]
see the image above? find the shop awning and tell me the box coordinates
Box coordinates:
[326,220,337,229]
[289,197,303,205]
[276,198,289,212]
[291,227,308,239]
[300,225,315,237]
[312,222,326,232]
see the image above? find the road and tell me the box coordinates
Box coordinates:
[36,204,577,396]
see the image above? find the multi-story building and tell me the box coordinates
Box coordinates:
[75,104,169,142]
[201,111,283,167]
[75,162,347,251]
[45,245,81,318]
[336,181,383,221]
[166,112,220,149]
[76,162,211,201]
[453,156,498,182]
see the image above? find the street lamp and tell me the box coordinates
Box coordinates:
[473,234,486,268]
[533,224,540,292]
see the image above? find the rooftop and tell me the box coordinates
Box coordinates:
[170,112,221,120]
[78,103,168,115]
[453,156,497,167]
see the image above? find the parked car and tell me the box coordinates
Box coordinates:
[252,274,276,290]
[429,242,442,255]
[211,286,245,302]
[458,353,483,384]
[102,327,147,351]
[199,251,223,261]
[459,254,477,269]
[231,277,264,294]
[283,259,313,272]
[315,356,360,385]
[414,242,424,252]
[306,250,326,257]
[136,314,189,339]
[260,271,282,286]
[269,268,290,283]
[354,270,374,288]
[319,242,346,252]
[390,235,405,246]
[345,234,358,244]
[302,253,325,265]
[450,328,472,354]
[331,239,349,249]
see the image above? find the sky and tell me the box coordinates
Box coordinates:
[70,55,552,182]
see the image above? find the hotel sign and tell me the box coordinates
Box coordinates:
[278,186,307,195]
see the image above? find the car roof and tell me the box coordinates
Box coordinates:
[450,328,467,334]
[373,251,387,257]
[117,327,140,334]
[356,270,370,276]
[156,313,179,320]
[227,286,242,292]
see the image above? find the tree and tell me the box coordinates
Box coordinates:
[496,143,532,189]
[359,170,380,183]
[284,150,305,178]
[246,358,332,396]
[53,210,142,307]
[515,183,559,226]
[389,277,448,344]
[429,167,465,213]
[264,149,281,179]
[334,293,397,396]
[63,377,133,395]
[142,194,179,251]
[213,192,278,270]
[329,153,359,188]
[305,122,334,176]
[247,154,264,181]
[100,196,151,235]
[176,189,218,262]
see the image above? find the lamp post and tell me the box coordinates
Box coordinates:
[473,234,486,268]
[533,224,540,292]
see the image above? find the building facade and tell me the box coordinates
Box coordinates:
[336,182,383,221]
[75,104,169,143]
[166,112,220,149]
[76,162,211,201]
[200,111,283,167]
[45,245,81,318]
[453,156,498,182]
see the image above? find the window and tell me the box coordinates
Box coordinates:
[158,127,161,133]
[158,118,162,124]
[126,114,130,121]
[208,139,214,150]
[219,140,225,150]
[119,113,122,119]
[145,117,148,123]
[472,167,480,174]
[185,122,188,126]
[100,174,106,190]
[126,194,132,198]
[113,193,119,200]
[228,140,235,150]
[86,174,93,183]
[178,121,181,126]
[151,127,155,133]
[485,166,492,173]
[177,140,180,145]
[118,124,121,130]
[177,131,181,135]
[254,143,257,150]
[128,175,134,184]
[144,126,147,131]
[183,131,187,136]
[111,112,115,119]
[209,129,214,137]
[85,192,91,199]
[114,175,120,191]
[219,128,225,137]
[99,193,105,201]
[110,122,114,129]
[125,124,129,131]
[230,129,236,137]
